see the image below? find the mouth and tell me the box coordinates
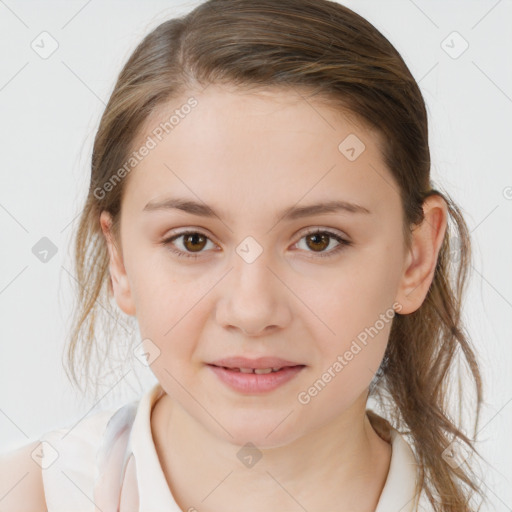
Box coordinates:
[210,366,299,374]
[206,357,306,393]
[208,356,304,370]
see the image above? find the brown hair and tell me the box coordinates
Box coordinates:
[64,0,484,510]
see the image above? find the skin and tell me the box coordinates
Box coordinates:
[100,84,447,511]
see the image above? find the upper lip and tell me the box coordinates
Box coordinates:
[209,356,304,369]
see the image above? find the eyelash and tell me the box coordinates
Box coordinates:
[161,229,351,260]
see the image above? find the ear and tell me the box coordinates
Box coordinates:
[99,210,136,316]
[395,194,448,314]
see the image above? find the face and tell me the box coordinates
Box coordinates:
[101,84,412,448]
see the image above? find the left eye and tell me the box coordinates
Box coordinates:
[295,229,351,258]
[162,229,351,260]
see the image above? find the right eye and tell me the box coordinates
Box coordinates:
[161,231,216,259]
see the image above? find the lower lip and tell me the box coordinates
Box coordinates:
[207,364,305,393]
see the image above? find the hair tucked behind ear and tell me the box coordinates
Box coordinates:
[64,1,484,509]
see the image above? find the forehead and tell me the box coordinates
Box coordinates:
[122,84,397,222]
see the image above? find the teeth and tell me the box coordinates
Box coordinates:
[224,367,284,373]
[254,368,273,374]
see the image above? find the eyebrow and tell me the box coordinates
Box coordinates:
[143,197,372,222]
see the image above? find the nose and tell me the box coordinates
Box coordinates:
[215,246,292,337]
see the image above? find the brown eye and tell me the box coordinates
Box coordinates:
[305,232,330,252]
[162,231,215,259]
[295,229,351,259]
[182,232,208,252]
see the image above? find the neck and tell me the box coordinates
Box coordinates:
[151,390,392,512]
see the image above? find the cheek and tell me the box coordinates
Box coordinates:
[128,272,206,371]
[299,247,398,385]
[298,319,392,416]
[316,309,392,383]
[303,262,398,348]
[127,248,191,328]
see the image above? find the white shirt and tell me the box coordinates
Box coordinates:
[38,382,432,511]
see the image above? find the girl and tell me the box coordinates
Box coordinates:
[0,0,485,510]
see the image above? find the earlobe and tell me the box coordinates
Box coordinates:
[395,195,448,314]
[99,211,137,316]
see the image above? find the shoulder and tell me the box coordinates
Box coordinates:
[0,384,161,512]
[0,404,125,512]
[0,440,47,512]
[39,405,128,511]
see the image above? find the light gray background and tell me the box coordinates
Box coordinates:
[0,0,511,510]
